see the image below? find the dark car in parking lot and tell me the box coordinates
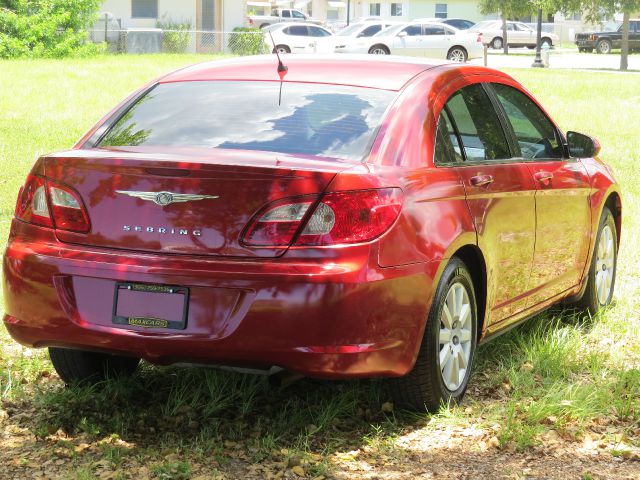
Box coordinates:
[575,19,640,53]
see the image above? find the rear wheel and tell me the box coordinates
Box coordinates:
[576,207,617,315]
[389,257,478,412]
[273,44,291,54]
[49,347,140,385]
[490,37,503,50]
[368,44,390,55]
[447,46,468,62]
[541,37,553,48]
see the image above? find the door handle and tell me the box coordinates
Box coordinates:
[534,171,553,183]
[470,174,494,187]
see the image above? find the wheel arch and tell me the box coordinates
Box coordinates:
[604,191,622,248]
[369,43,390,54]
[448,45,468,56]
[452,244,487,342]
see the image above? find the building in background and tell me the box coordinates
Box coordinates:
[100,0,246,32]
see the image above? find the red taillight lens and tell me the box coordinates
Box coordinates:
[477,33,483,43]
[243,198,315,247]
[241,188,402,248]
[14,175,53,228]
[296,188,402,246]
[48,181,91,233]
[14,175,90,233]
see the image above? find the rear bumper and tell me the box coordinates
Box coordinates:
[2,220,435,379]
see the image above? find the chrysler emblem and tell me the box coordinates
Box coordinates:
[116,190,219,206]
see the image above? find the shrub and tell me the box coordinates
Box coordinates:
[156,15,192,53]
[229,27,267,55]
[0,0,103,58]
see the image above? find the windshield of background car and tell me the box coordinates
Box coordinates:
[603,21,621,32]
[337,23,363,35]
[98,81,397,161]
[374,24,405,37]
[469,21,497,31]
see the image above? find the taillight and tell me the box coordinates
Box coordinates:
[14,175,90,233]
[14,175,53,228]
[241,188,402,248]
[477,33,483,43]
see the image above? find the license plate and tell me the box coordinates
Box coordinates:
[112,282,189,330]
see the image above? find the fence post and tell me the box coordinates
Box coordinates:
[483,45,488,67]
[104,13,108,43]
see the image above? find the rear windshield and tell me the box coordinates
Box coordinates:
[98,81,397,161]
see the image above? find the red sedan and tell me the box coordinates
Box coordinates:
[2,56,621,411]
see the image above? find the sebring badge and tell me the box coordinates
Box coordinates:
[115,190,219,206]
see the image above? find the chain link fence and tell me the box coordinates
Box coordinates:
[89,29,270,55]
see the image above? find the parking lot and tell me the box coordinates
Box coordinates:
[472,47,640,71]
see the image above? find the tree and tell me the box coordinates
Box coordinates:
[546,0,640,70]
[0,0,102,58]
[478,0,536,53]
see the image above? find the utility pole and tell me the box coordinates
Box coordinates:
[532,8,544,67]
[347,0,351,25]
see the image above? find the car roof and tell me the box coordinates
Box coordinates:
[161,55,472,91]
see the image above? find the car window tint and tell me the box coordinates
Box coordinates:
[292,10,305,18]
[445,84,511,161]
[309,26,330,37]
[98,81,397,161]
[287,25,308,36]
[362,24,382,36]
[492,83,563,159]
[507,23,515,31]
[435,109,463,164]
[282,10,291,17]
[424,26,446,35]
[402,25,422,36]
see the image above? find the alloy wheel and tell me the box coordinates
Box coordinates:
[448,49,466,62]
[595,225,615,305]
[438,282,473,391]
[370,47,388,55]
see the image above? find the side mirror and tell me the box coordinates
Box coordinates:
[567,131,601,158]
[397,31,408,38]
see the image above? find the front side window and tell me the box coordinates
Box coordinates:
[132,0,157,19]
[309,26,331,37]
[292,10,305,19]
[424,26,446,35]
[444,84,511,162]
[402,25,423,36]
[361,24,383,36]
[492,83,563,159]
[391,3,403,16]
[286,25,309,36]
[370,3,381,16]
[435,3,447,19]
[98,81,397,161]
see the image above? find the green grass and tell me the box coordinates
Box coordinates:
[1,55,640,475]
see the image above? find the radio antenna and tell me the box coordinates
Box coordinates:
[268,30,288,106]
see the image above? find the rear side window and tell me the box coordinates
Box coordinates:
[286,26,308,36]
[444,84,511,161]
[98,81,397,161]
[492,83,563,159]
[435,109,463,164]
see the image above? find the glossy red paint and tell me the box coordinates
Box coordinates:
[2,56,621,379]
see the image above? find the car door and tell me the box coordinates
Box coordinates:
[391,24,425,56]
[308,25,334,53]
[515,23,535,46]
[283,25,312,52]
[631,21,640,49]
[422,25,450,58]
[489,82,592,305]
[442,83,537,324]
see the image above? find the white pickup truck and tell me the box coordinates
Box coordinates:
[247,8,322,29]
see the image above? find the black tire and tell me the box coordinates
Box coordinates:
[368,44,390,55]
[49,347,140,385]
[490,37,503,50]
[447,46,468,62]
[596,39,612,54]
[389,257,478,412]
[273,44,291,54]
[541,37,552,48]
[576,207,617,316]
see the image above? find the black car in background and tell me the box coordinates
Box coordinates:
[575,19,640,54]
